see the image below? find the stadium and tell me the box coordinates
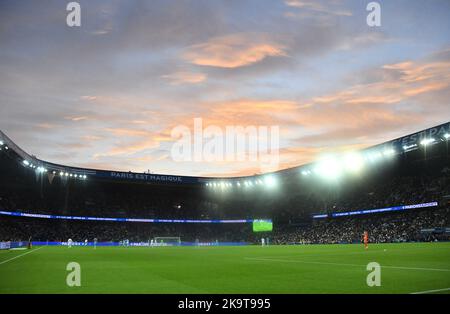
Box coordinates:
[0,122,449,294]
[1,0,450,302]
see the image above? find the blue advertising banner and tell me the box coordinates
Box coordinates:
[0,209,255,224]
[312,202,438,219]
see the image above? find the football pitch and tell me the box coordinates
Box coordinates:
[0,242,449,294]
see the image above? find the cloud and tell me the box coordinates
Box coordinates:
[81,96,98,101]
[1,1,449,176]
[157,53,450,174]
[35,123,61,129]
[65,116,89,121]
[104,128,153,137]
[183,33,287,68]
[94,138,160,158]
[162,71,207,85]
[284,0,352,17]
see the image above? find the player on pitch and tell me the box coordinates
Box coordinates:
[363,231,369,250]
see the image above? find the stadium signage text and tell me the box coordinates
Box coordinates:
[110,172,183,183]
[383,122,450,151]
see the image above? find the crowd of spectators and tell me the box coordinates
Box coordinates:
[271,207,450,244]
[0,207,448,244]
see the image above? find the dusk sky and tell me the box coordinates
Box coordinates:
[1,0,449,177]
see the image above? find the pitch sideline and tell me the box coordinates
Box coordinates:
[0,246,44,266]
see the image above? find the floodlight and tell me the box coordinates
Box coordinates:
[383,149,395,156]
[444,133,449,140]
[366,151,383,163]
[263,175,277,187]
[315,157,342,180]
[0,141,3,146]
[420,138,435,146]
[23,160,30,166]
[343,153,364,174]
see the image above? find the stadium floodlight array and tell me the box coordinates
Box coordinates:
[205,174,278,190]
[58,171,87,180]
[36,166,47,173]
[0,140,8,151]
[420,138,435,146]
[303,134,448,179]
[21,159,87,180]
[23,160,47,172]
[206,131,449,191]
[23,160,39,169]
[418,134,450,147]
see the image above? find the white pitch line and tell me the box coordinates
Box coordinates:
[410,287,450,294]
[244,257,450,272]
[0,246,44,266]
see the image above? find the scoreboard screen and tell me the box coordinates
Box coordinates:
[252,219,273,232]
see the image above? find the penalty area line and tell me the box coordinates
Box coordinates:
[0,246,44,266]
[243,257,450,272]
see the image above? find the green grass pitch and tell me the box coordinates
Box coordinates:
[0,242,449,294]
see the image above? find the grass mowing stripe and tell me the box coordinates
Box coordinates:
[244,257,450,272]
[0,246,44,266]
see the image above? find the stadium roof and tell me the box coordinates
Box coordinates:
[0,121,449,185]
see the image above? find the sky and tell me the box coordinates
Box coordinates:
[0,0,449,177]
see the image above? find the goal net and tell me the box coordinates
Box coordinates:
[153,237,181,246]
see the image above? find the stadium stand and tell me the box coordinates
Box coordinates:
[0,123,449,245]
